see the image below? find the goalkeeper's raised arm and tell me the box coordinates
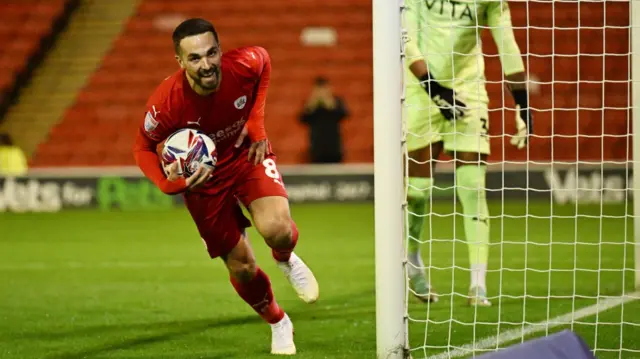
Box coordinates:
[487,1,533,148]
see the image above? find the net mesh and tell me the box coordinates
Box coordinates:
[401,1,639,358]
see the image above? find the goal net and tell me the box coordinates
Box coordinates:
[393,0,640,358]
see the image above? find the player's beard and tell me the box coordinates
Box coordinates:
[195,66,220,90]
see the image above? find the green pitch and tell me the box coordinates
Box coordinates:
[0,202,637,359]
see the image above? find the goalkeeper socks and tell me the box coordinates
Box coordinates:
[272,220,299,262]
[230,267,285,324]
[470,263,487,290]
[455,165,490,290]
[407,177,432,278]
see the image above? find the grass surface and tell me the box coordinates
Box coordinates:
[0,202,637,358]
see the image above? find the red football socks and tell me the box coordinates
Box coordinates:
[271,220,299,262]
[230,267,284,324]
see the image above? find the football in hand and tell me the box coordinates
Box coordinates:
[161,128,217,178]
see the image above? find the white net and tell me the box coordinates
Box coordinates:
[401,1,640,358]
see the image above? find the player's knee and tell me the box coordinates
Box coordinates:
[458,176,482,192]
[258,212,293,248]
[229,261,257,283]
[455,166,488,213]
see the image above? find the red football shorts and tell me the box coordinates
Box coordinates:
[183,154,288,259]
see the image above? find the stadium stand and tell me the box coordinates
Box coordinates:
[21,0,629,167]
[31,0,372,166]
[483,1,630,163]
[0,0,74,117]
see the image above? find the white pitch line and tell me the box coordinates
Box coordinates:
[427,291,640,359]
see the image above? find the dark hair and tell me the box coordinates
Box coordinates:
[0,133,12,146]
[314,76,329,86]
[172,18,219,54]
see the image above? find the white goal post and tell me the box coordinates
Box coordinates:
[373,0,406,358]
[374,0,640,358]
[632,0,640,292]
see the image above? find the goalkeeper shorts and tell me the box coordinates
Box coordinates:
[404,87,491,155]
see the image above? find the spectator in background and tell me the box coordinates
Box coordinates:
[299,77,349,163]
[0,133,28,176]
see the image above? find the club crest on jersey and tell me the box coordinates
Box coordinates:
[234,95,247,110]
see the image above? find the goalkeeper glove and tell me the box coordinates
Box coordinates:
[419,72,467,121]
[509,89,534,150]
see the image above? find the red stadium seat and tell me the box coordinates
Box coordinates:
[29,0,630,167]
[31,0,376,167]
[0,0,67,138]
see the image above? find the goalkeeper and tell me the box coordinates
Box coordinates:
[403,0,533,306]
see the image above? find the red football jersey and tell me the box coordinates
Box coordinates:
[133,46,271,194]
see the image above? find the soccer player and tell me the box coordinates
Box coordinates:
[403,1,533,306]
[133,18,319,355]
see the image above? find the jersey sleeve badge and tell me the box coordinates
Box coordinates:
[144,111,159,133]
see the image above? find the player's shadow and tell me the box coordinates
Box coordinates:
[23,289,373,341]
[29,290,375,359]
[43,315,259,359]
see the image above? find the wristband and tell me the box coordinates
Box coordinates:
[511,89,529,109]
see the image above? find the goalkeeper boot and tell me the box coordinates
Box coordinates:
[276,252,319,304]
[409,274,439,303]
[271,313,296,355]
[468,286,491,307]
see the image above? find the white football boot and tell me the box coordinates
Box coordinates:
[270,313,296,355]
[276,252,319,303]
[468,286,492,307]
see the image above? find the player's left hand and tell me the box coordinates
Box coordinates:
[248,139,268,165]
[510,105,534,150]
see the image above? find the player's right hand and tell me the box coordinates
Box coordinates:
[419,73,467,120]
[164,162,181,182]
